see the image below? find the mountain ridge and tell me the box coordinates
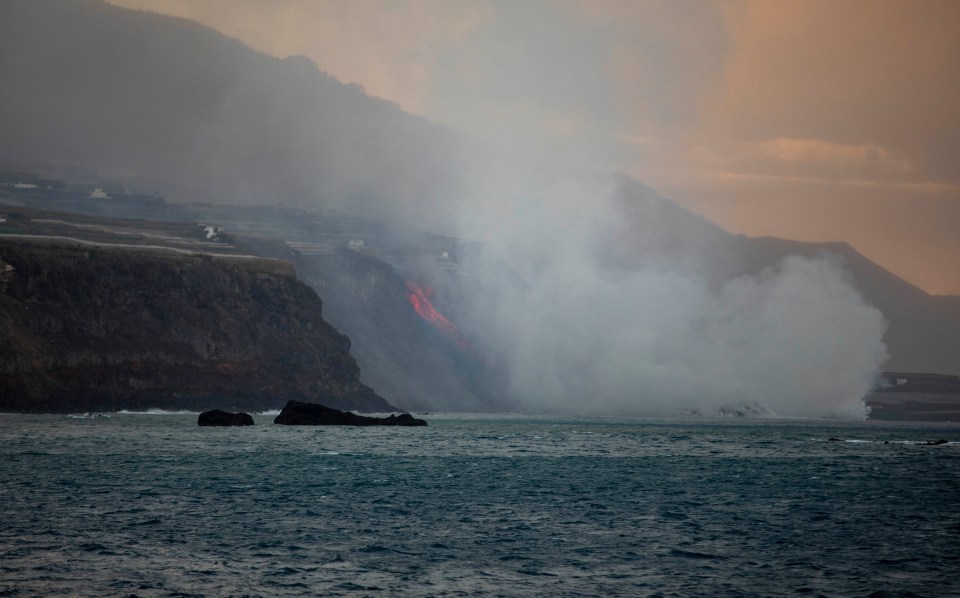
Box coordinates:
[0,0,466,230]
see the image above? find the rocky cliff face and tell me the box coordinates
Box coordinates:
[298,248,503,412]
[0,241,393,413]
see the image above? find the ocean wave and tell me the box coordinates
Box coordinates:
[116,409,200,415]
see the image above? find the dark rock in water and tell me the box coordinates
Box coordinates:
[274,400,427,426]
[926,438,949,445]
[198,410,254,426]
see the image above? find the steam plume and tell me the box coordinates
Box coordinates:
[453,160,887,418]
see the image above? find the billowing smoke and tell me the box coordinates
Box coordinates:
[452,160,887,419]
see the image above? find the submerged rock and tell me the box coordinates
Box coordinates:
[273,400,427,426]
[198,410,254,426]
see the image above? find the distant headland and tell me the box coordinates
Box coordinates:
[0,210,394,414]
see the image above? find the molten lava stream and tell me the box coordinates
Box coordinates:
[404,282,471,350]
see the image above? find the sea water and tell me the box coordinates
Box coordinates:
[1,413,958,597]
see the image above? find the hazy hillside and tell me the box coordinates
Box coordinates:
[0,0,466,230]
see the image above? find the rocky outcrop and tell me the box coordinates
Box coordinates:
[0,241,395,413]
[273,400,426,426]
[198,409,254,426]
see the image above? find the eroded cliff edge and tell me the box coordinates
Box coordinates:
[0,240,394,413]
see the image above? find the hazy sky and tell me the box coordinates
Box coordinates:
[109,0,960,294]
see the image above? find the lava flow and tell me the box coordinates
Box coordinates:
[405,282,472,350]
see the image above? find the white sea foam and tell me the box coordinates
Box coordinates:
[116,409,199,415]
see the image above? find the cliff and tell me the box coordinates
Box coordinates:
[0,240,394,413]
[298,247,502,412]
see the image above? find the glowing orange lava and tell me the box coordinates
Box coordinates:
[405,282,471,350]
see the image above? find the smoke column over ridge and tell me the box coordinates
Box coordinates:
[451,157,888,419]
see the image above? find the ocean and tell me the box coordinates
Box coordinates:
[1,413,958,597]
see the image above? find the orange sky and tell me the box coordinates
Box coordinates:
[108,0,960,295]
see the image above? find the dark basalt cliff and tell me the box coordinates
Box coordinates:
[0,241,394,413]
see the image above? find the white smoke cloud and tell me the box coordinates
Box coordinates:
[455,161,887,419]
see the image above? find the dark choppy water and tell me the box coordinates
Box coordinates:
[1,413,959,597]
